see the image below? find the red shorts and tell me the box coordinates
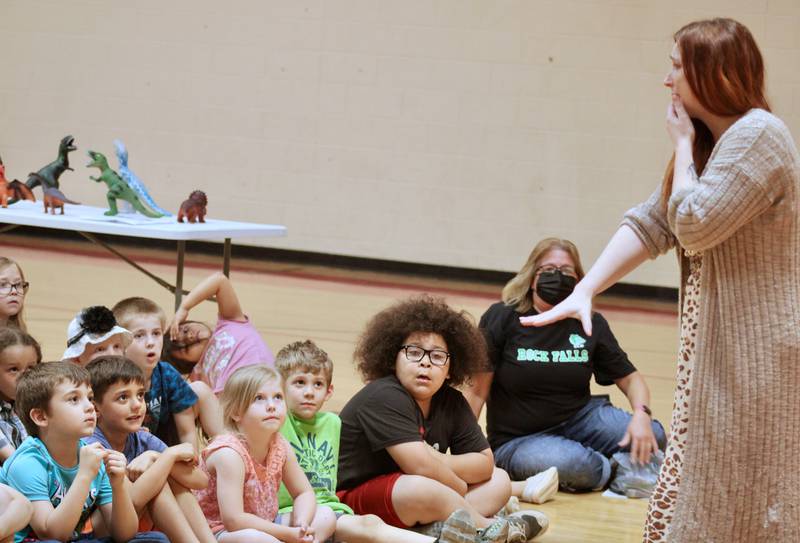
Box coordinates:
[336,472,408,528]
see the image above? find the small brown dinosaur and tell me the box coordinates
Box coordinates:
[177,190,207,223]
[42,186,79,215]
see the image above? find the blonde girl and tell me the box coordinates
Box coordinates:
[0,257,29,331]
[195,365,336,543]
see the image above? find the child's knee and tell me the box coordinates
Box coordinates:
[489,466,511,488]
[352,513,384,532]
[394,474,459,513]
[314,505,338,532]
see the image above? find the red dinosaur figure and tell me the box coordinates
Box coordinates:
[0,155,36,208]
[177,190,207,223]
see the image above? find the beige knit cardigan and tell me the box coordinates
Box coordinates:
[622,109,800,543]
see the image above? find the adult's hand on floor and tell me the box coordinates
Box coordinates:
[619,412,660,465]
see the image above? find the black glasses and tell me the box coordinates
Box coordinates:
[535,264,576,277]
[401,345,450,367]
[0,281,29,296]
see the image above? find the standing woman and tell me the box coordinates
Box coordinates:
[526,18,800,542]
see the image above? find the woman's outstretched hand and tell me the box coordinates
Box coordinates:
[666,94,695,148]
[519,287,594,336]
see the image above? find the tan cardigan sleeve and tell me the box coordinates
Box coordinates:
[666,121,788,253]
[621,186,676,258]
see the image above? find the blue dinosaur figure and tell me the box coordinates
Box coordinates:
[114,140,171,216]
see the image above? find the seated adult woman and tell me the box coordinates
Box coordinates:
[464,238,666,499]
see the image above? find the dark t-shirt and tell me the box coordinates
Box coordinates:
[144,361,198,445]
[480,301,636,449]
[337,375,489,491]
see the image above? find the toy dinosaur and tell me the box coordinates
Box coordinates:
[177,190,207,223]
[114,140,171,216]
[0,154,36,208]
[86,150,164,218]
[26,135,77,192]
[42,186,79,215]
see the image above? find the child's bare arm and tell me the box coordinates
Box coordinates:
[102,450,138,543]
[169,272,245,336]
[0,484,33,541]
[0,443,14,464]
[281,449,316,529]
[168,457,209,490]
[209,448,309,543]
[28,443,106,541]
[126,450,160,482]
[190,381,224,438]
[128,445,194,509]
[425,445,495,484]
[173,406,199,451]
[387,441,467,495]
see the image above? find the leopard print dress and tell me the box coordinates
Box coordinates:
[642,253,702,542]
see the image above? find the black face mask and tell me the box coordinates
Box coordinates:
[535,270,577,306]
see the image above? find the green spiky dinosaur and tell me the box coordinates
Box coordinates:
[86,150,164,218]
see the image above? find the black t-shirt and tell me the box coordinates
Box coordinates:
[480,301,636,449]
[337,375,489,491]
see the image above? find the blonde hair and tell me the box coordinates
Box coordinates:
[0,257,27,332]
[112,297,166,330]
[275,340,333,385]
[220,365,282,431]
[502,238,585,313]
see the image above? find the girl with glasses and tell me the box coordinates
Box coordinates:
[0,257,29,332]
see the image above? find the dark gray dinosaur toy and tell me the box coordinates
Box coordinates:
[26,135,77,192]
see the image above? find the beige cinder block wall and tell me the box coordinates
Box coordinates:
[1,1,797,288]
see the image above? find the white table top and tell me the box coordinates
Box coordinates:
[0,201,287,242]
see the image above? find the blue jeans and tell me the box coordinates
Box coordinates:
[494,396,667,492]
[36,531,170,542]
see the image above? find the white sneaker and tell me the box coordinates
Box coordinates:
[521,467,559,504]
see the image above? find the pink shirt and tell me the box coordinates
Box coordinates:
[190,316,275,394]
[195,433,288,535]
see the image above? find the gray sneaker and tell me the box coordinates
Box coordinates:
[504,510,549,542]
[477,517,509,543]
[435,509,478,543]
[496,495,521,517]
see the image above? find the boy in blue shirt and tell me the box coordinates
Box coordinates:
[86,356,215,543]
[0,361,167,543]
[112,297,222,449]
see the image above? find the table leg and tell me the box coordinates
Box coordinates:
[175,240,185,311]
[223,238,231,277]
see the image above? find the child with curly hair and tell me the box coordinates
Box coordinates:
[337,296,548,543]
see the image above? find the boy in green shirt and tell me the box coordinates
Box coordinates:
[276,340,506,543]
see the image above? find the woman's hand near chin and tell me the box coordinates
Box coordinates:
[666,94,695,149]
[519,285,594,336]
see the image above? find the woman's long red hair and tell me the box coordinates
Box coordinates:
[661,18,771,206]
